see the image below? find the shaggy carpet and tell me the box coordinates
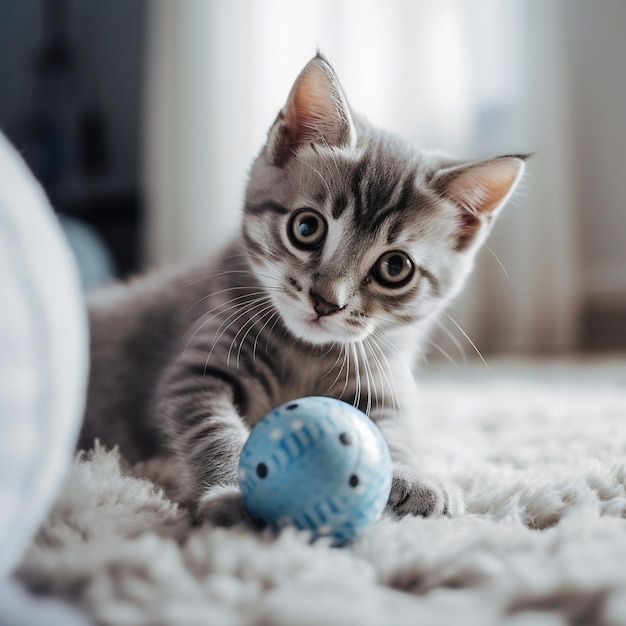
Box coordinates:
[14,357,626,626]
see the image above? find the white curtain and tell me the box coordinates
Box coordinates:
[143,0,581,354]
[454,0,581,354]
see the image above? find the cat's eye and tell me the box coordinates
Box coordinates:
[373,251,414,287]
[288,209,327,250]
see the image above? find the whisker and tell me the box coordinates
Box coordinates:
[318,342,336,359]
[237,302,274,369]
[433,317,467,364]
[427,339,460,368]
[322,344,348,395]
[339,343,351,402]
[183,268,282,288]
[184,293,272,351]
[373,326,428,367]
[372,328,403,359]
[186,287,279,316]
[368,335,399,414]
[364,337,385,414]
[252,309,279,365]
[446,314,489,369]
[364,337,385,410]
[203,298,273,372]
[351,342,361,410]
[368,314,417,331]
[486,246,509,278]
[259,258,290,282]
[233,302,277,369]
[265,313,283,355]
[222,252,255,261]
[320,344,343,381]
[358,341,373,416]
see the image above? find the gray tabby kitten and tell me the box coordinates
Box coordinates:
[81,55,525,524]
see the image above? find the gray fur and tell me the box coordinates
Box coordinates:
[81,55,526,521]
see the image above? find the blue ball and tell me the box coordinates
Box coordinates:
[238,396,392,544]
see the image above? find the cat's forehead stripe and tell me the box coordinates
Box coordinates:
[366,173,417,235]
[386,215,404,244]
[331,193,348,219]
[345,154,426,235]
[353,155,399,225]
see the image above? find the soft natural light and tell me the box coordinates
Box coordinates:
[245,0,477,152]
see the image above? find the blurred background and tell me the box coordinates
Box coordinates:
[0,0,624,358]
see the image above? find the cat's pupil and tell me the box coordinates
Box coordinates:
[386,256,404,276]
[299,218,317,238]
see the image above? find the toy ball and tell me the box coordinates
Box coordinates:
[238,396,392,544]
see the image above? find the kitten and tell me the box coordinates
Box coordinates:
[80,54,525,524]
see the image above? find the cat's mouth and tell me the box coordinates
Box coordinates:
[307,315,338,334]
[257,278,371,345]
[281,307,370,345]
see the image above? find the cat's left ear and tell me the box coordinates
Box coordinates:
[266,54,357,166]
[434,155,528,250]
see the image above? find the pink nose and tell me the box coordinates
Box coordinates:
[310,290,342,317]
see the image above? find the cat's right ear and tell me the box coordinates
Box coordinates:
[433,155,528,250]
[266,54,357,166]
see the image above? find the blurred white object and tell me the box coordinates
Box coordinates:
[0,131,88,577]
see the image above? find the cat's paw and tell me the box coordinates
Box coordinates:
[193,485,260,529]
[386,473,464,518]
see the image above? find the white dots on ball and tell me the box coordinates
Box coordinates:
[290,420,304,431]
[239,469,246,480]
[270,428,283,440]
[317,524,333,536]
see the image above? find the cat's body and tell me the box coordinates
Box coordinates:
[81,55,525,523]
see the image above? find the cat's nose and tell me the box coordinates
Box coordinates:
[310,290,342,317]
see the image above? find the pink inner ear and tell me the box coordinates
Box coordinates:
[447,157,523,216]
[292,65,332,133]
[286,61,353,149]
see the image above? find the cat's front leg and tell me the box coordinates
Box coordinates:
[381,429,465,519]
[364,367,465,518]
[155,357,264,528]
[375,413,465,519]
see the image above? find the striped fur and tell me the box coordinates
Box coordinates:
[81,55,526,522]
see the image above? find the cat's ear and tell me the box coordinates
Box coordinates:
[434,155,527,250]
[267,54,357,166]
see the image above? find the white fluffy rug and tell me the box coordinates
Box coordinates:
[15,358,626,626]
